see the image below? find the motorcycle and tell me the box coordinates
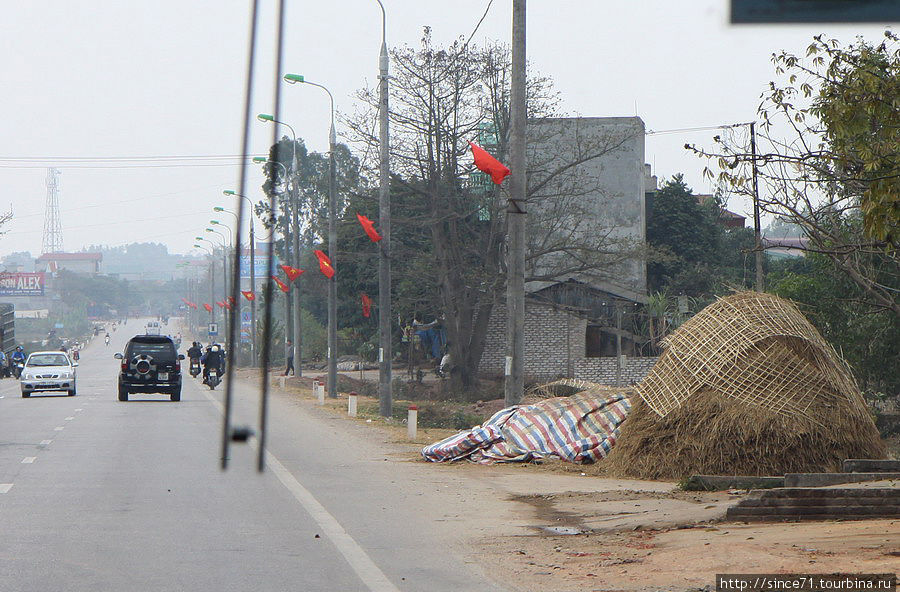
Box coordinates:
[189,358,201,378]
[105,336,110,347]
[13,361,24,379]
[205,368,221,390]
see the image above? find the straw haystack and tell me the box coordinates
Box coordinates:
[604,292,885,479]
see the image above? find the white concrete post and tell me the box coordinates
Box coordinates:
[348,392,358,417]
[316,380,325,405]
[407,405,417,440]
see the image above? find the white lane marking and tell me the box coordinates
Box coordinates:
[22,457,36,464]
[75,408,83,412]
[54,426,64,431]
[40,440,52,445]
[0,484,12,494]
[201,390,400,592]
[65,416,75,421]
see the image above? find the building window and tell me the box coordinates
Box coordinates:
[586,325,616,357]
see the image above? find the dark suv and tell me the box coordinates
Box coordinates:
[115,335,184,401]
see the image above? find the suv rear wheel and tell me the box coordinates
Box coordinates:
[118,385,128,402]
[170,388,181,402]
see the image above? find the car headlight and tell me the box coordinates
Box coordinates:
[22,374,34,381]
[60,372,72,379]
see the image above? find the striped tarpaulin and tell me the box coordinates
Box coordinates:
[421,392,631,464]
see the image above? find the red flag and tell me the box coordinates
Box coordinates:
[223,301,232,311]
[203,303,213,312]
[470,142,510,185]
[216,301,225,308]
[356,213,382,243]
[280,265,304,283]
[272,275,290,293]
[361,293,372,318]
[227,296,236,306]
[241,290,255,301]
[181,297,189,306]
[314,250,335,279]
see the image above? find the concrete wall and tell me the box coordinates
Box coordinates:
[479,300,657,386]
[526,117,647,297]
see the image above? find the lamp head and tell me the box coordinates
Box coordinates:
[205,228,214,232]
[213,207,224,212]
[210,220,221,226]
[257,113,275,122]
[283,73,305,84]
[195,236,204,241]
[252,157,267,164]
[223,189,236,196]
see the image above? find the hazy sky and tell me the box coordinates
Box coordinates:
[0,1,892,258]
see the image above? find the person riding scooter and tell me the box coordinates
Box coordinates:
[11,346,26,378]
[187,342,202,378]
[104,333,110,346]
[201,343,225,385]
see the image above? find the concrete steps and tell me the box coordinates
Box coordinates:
[784,472,900,487]
[726,487,900,522]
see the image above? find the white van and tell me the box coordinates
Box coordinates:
[145,321,161,335]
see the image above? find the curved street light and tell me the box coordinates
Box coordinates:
[257,113,301,374]
[284,73,337,398]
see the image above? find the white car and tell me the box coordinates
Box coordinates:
[20,351,78,397]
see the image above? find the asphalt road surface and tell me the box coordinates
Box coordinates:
[0,323,498,592]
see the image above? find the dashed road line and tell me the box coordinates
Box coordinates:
[74,408,83,412]
[22,457,36,464]
[53,426,64,431]
[0,484,12,494]
[65,416,74,421]
[40,440,52,446]
[201,389,401,592]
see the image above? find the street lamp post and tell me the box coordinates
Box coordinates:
[284,73,337,398]
[219,196,257,366]
[203,230,229,351]
[374,1,392,417]
[194,242,215,327]
[257,115,301,376]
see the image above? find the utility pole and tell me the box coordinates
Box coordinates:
[291,151,302,376]
[376,1,392,417]
[505,0,526,407]
[327,123,338,398]
[750,122,765,292]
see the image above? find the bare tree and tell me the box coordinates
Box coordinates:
[344,31,644,387]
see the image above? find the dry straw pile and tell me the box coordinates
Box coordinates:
[604,292,885,479]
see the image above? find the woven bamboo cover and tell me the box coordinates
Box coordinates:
[637,292,866,419]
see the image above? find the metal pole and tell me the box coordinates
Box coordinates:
[249,219,256,365]
[750,122,764,292]
[327,121,338,398]
[376,1,392,417]
[504,0,526,407]
[291,144,302,377]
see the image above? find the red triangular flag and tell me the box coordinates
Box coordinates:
[227,296,236,306]
[280,265,304,282]
[356,213,382,243]
[203,303,213,312]
[272,276,290,293]
[216,301,225,308]
[470,142,510,185]
[361,293,372,318]
[314,250,335,279]
[241,290,255,301]
[223,301,232,311]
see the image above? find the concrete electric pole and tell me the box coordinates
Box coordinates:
[505,0,526,407]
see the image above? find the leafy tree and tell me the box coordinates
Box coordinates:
[647,175,721,295]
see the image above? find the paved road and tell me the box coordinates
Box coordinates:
[0,324,498,592]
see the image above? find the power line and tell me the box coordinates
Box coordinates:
[646,122,751,136]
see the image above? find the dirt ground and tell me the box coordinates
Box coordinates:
[248,376,897,592]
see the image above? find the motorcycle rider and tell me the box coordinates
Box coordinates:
[0,349,7,378]
[201,343,225,384]
[187,342,202,377]
[11,346,26,378]
[105,333,110,346]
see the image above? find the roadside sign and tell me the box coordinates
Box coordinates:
[208,323,218,336]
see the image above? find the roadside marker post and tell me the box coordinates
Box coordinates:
[348,392,358,417]
[316,381,325,405]
[407,405,418,441]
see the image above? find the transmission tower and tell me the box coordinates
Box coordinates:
[42,168,63,254]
